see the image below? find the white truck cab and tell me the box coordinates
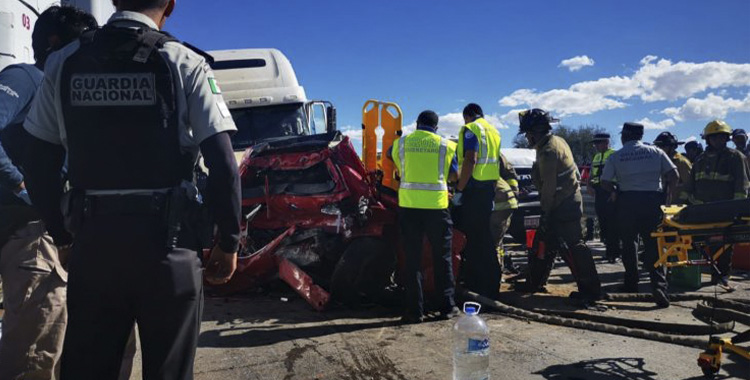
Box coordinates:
[0,0,115,70]
[208,49,336,152]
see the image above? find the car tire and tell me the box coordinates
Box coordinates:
[330,237,395,306]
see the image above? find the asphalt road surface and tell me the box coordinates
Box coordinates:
[128,244,750,379]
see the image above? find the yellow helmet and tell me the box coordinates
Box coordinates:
[703,120,732,137]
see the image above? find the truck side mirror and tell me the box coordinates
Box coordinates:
[326,105,337,133]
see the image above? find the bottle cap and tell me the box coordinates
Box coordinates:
[463,302,481,315]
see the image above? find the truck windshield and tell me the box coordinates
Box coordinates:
[229,103,309,150]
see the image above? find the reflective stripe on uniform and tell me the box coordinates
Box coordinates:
[400,182,449,191]
[558,166,577,178]
[475,122,489,164]
[398,136,406,180]
[695,172,734,182]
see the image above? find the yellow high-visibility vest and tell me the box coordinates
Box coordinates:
[393,130,457,209]
[590,148,615,185]
[457,118,501,181]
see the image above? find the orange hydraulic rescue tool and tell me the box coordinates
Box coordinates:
[362,100,403,191]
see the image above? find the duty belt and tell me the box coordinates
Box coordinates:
[83,193,167,217]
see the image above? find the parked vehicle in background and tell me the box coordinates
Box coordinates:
[208,49,335,162]
[0,0,114,71]
[502,148,540,245]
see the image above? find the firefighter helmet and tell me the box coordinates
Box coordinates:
[703,120,732,138]
[653,131,684,147]
[518,108,558,134]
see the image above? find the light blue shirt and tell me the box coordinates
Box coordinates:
[0,64,43,191]
[601,140,676,192]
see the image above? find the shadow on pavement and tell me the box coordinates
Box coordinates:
[198,319,400,348]
[535,358,658,379]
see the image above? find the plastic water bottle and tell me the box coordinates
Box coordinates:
[453,302,490,380]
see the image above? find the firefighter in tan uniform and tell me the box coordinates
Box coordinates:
[490,153,520,274]
[653,132,691,204]
[686,120,749,291]
[517,109,601,300]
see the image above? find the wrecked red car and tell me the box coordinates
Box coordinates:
[206,131,465,311]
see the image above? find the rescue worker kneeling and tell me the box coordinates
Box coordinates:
[389,111,459,324]
[516,109,601,300]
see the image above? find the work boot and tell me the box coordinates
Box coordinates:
[438,306,461,320]
[399,314,424,325]
[653,289,670,308]
[514,282,548,294]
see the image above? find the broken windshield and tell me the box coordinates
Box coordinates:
[230,103,309,150]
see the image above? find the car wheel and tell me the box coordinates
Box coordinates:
[330,237,395,305]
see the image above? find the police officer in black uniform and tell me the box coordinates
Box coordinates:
[21,0,241,378]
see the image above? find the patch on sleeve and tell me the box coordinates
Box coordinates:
[464,130,475,139]
[0,83,19,98]
[208,77,222,95]
[217,99,230,118]
[70,73,156,106]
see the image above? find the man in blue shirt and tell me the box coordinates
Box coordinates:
[0,59,42,205]
[454,103,503,299]
[601,122,678,308]
[0,7,98,379]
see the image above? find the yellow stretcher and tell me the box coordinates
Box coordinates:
[651,204,750,270]
[651,201,750,378]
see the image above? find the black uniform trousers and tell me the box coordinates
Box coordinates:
[399,207,455,318]
[61,213,202,380]
[458,184,500,299]
[593,185,620,259]
[617,191,667,292]
[527,193,601,297]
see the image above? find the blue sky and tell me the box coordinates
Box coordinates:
[168,0,750,151]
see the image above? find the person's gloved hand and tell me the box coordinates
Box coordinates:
[451,192,463,207]
[16,189,32,205]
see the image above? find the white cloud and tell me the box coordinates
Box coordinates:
[340,126,363,148]
[498,56,750,118]
[499,88,628,117]
[634,117,676,130]
[636,59,750,102]
[640,55,658,66]
[559,55,596,72]
[403,112,510,140]
[662,93,750,121]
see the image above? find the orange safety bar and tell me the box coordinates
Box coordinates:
[361,100,403,190]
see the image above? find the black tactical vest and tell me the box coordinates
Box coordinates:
[60,26,192,190]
